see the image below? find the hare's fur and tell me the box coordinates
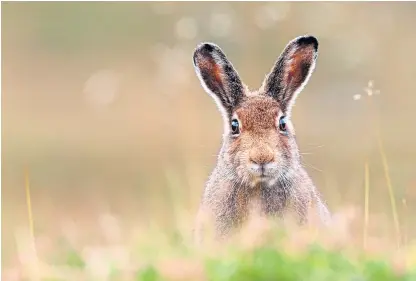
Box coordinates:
[192,35,331,242]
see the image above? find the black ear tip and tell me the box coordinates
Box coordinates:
[200,42,216,52]
[296,35,318,51]
[193,42,222,66]
[195,42,217,55]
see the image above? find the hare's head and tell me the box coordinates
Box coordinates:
[193,36,318,185]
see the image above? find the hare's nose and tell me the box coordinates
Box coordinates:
[249,146,274,165]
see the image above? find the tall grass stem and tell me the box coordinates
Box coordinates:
[378,138,401,249]
[24,167,35,243]
[364,161,370,250]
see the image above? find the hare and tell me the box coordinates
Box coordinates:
[192,35,331,242]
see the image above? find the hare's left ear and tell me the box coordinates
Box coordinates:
[193,43,245,118]
[262,35,318,114]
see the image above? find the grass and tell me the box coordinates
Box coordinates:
[379,137,402,249]
[364,161,370,250]
[8,167,416,280]
[5,215,416,281]
[363,82,401,249]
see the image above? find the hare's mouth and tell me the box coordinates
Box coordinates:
[248,163,277,179]
[249,174,276,186]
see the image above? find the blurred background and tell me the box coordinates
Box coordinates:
[2,2,416,267]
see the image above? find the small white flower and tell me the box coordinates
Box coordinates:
[363,80,380,97]
[353,94,361,101]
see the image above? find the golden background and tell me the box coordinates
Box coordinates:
[2,2,416,267]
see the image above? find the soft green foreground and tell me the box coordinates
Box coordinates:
[63,243,416,281]
[139,244,416,281]
[7,223,416,281]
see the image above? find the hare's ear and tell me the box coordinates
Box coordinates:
[262,35,318,114]
[193,43,245,116]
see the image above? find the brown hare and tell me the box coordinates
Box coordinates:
[192,35,331,242]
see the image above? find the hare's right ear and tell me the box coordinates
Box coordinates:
[262,35,318,115]
[193,43,245,116]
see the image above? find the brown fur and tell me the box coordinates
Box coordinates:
[192,36,331,243]
[197,56,224,88]
[287,45,316,87]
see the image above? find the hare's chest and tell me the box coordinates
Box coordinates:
[234,183,289,221]
[233,184,267,219]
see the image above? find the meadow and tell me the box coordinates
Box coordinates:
[2,2,416,280]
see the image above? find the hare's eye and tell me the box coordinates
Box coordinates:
[279,116,287,133]
[231,119,240,135]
